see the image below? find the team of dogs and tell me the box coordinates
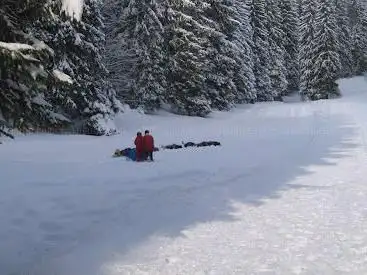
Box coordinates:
[163,141,221,149]
[113,140,221,158]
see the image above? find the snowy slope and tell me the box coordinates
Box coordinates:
[1,77,367,274]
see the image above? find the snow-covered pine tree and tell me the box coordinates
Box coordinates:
[102,0,123,36]
[349,0,367,75]
[76,0,120,135]
[266,0,288,99]
[251,0,273,101]
[103,0,126,98]
[335,0,353,77]
[299,0,317,99]
[201,0,241,110]
[130,0,167,113]
[0,42,55,132]
[279,0,300,93]
[0,0,71,135]
[164,0,212,116]
[232,0,257,103]
[297,0,303,19]
[307,0,341,99]
[107,0,166,113]
[31,0,119,135]
[30,1,80,118]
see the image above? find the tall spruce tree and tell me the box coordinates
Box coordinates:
[335,0,353,77]
[279,0,300,93]
[31,0,119,135]
[231,0,257,103]
[0,0,71,136]
[299,0,317,98]
[103,0,129,97]
[267,0,288,99]
[350,0,367,75]
[251,0,273,101]
[202,0,240,110]
[109,0,166,113]
[77,0,120,134]
[164,0,212,116]
[307,0,341,99]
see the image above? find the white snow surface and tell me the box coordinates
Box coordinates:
[1,77,367,274]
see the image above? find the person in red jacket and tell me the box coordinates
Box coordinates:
[143,130,154,161]
[134,132,144,161]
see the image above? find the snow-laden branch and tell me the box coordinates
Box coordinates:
[62,0,84,21]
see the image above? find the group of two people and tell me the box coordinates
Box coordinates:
[134,130,155,161]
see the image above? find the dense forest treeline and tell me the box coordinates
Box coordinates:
[1,0,367,136]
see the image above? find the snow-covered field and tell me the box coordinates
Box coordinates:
[1,77,367,274]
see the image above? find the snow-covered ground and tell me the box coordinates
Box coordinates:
[1,77,367,274]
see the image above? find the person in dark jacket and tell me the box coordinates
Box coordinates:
[134,132,144,161]
[143,130,154,161]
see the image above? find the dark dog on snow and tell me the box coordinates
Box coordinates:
[196,141,221,147]
[163,144,183,150]
[183,142,196,148]
[208,141,221,146]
